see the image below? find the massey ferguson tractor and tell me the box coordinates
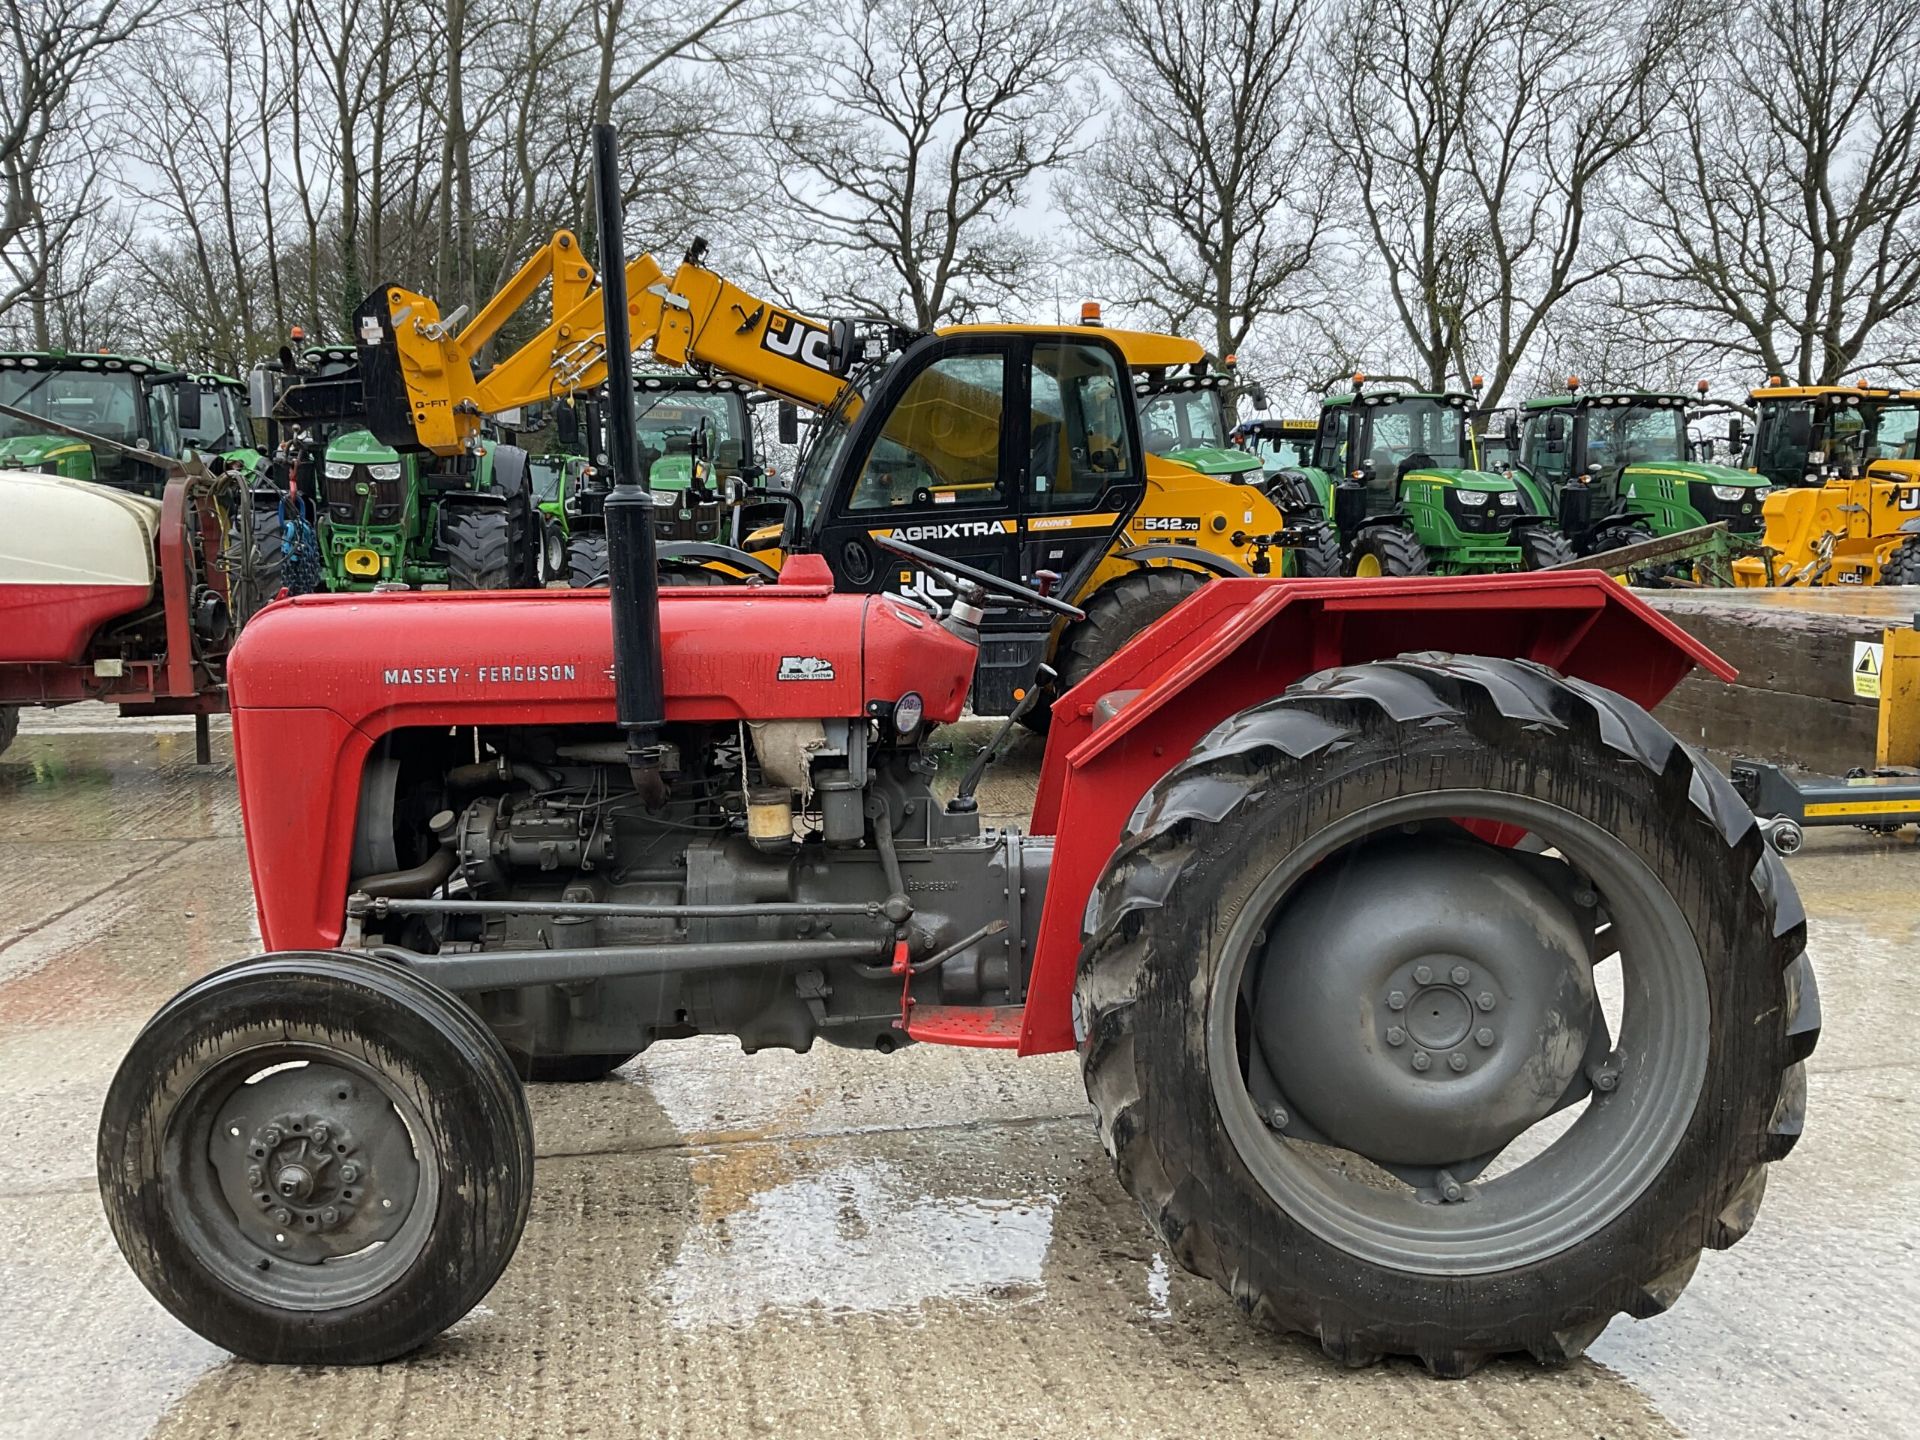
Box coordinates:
[98,129,1817,1378]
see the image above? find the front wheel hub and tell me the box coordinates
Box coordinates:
[1255,836,1594,1166]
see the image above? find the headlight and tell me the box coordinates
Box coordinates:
[893,690,925,734]
[1457,489,1489,506]
[1498,491,1518,506]
[1710,484,1747,501]
[368,462,402,481]
[324,461,353,479]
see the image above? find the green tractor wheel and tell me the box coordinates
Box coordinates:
[567,533,608,588]
[444,508,518,590]
[1288,518,1344,578]
[1518,526,1578,571]
[1347,525,1429,578]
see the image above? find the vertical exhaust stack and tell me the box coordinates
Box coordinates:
[591,124,667,805]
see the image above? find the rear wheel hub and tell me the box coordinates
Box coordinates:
[1255,836,1594,1167]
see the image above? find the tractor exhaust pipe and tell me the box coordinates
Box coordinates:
[591,123,667,805]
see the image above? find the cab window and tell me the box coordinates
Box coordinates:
[1028,341,1131,512]
[1523,414,1570,483]
[1315,409,1348,472]
[847,352,1006,511]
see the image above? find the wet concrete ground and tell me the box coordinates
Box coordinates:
[0,706,1913,1439]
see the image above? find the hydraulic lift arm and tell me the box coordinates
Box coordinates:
[353,235,850,456]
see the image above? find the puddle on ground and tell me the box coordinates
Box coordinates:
[658,1155,1055,1328]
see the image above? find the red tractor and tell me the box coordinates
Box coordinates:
[95,132,1817,1377]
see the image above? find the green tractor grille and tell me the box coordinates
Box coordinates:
[323,466,405,524]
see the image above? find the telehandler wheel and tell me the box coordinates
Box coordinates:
[1077,656,1816,1375]
[1877,535,1920,585]
[0,704,16,758]
[97,950,534,1366]
[1347,525,1429,577]
[1519,525,1578,570]
[444,507,518,590]
[567,531,608,587]
[1287,518,1344,578]
[1031,567,1208,733]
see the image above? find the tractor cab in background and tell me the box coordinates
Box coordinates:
[0,351,190,497]
[1133,361,1265,484]
[1238,416,1320,477]
[180,372,263,478]
[1512,381,1769,556]
[1274,378,1572,575]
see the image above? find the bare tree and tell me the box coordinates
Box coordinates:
[1325,0,1697,407]
[1624,0,1920,384]
[1061,0,1329,359]
[1,0,151,337]
[752,0,1095,327]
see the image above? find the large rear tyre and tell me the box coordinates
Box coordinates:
[1519,524,1578,570]
[231,503,287,621]
[1347,525,1429,577]
[1077,656,1816,1374]
[1032,567,1208,733]
[98,951,534,1366]
[444,507,516,590]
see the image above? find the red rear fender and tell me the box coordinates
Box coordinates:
[1015,571,1730,1056]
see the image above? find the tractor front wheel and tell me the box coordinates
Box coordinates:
[444,508,517,590]
[1519,524,1578,570]
[1347,525,1429,577]
[567,532,608,588]
[1288,517,1344,578]
[1077,656,1815,1374]
[97,951,534,1365]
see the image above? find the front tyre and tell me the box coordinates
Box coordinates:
[98,951,534,1365]
[1877,534,1920,585]
[1076,656,1816,1374]
[1286,517,1344,578]
[1031,567,1208,733]
[1347,524,1429,577]
[1518,524,1578,570]
[444,507,516,590]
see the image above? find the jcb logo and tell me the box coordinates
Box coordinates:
[873,520,1013,542]
[761,311,832,372]
[1898,487,1920,512]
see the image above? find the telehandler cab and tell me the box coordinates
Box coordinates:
[341,235,1331,714]
[98,128,1816,1379]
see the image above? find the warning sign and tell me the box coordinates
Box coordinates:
[1853,640,1884,699]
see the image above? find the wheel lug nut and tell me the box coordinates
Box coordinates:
[272,1207,291,1225]
[321,1207,339,1226]
[311,1124,330,1146]
[246,1165,263,1188]
[340,1163,360,1183]
[1386,990,1406,1011]
[1448,1052,1468,1072]
[1449,965,1470,986]
[261,1126,283,1147]
[1588,1062,1620,1093]
[1411,1050,1431,1072]
[1476,992,1496,1011]
[1475,1027,1494,1047]
[1265,1104,1290,1131]
[1385,1025,1406,1047]
[1413,965,1433,985]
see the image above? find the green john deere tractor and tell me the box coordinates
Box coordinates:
[317,428,534,591]
[1510,382,1770,555]
[1273,379,1575,575]
[549,372,763,587]
[181,372,264,479]
[0,350,192,496]
[1134,365,1266,483]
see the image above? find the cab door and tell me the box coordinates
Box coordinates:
[1018,337,1143,590]
[811,336,1020,605]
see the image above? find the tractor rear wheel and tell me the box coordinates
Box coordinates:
[1519,525,1578,570]
[97,951,534,1365]
[1077,656,1815,1374]
[1347,524,1429,577]
[0,704,17,758]
[444,508,517,590]
[1877,535,1920,584]
[1587,520,1654,559]
[231,503,288,621]
[567,532,608,587]
[1034,567,1209,733]
[1288,518,1344,578]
